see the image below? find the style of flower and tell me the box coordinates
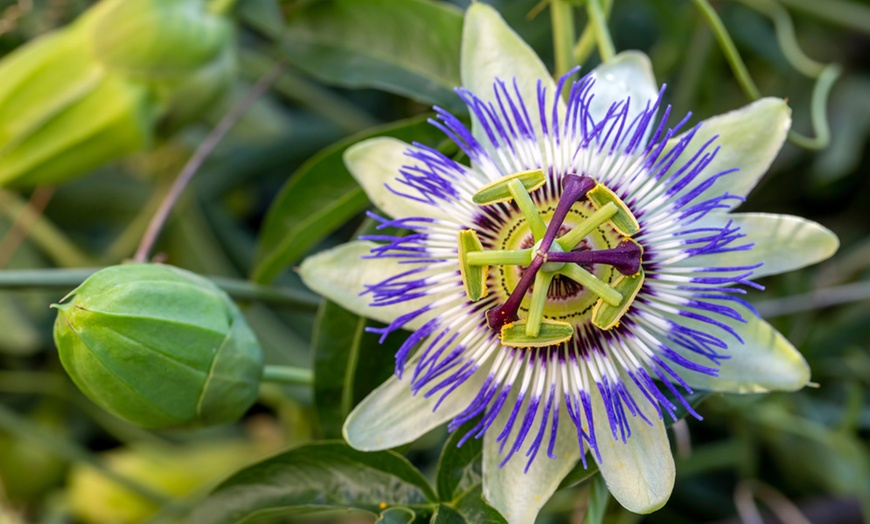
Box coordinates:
[300,4,838,522]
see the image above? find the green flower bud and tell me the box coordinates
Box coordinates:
[52,264,264,429]
[0,0,236,187]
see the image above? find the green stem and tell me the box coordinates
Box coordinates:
[0,403,175,506]
[0,268,321,311]
[0,189,93,267]
[261,365,314,386]
[550,0,576,78]
[586,0,615,62]
[573,0,613,65]
[776,0,870,35]
[691,0,761,100]
[786,63,841,150]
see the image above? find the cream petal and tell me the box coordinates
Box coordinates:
[461,2,563,146]
[591,379,675,514]
[641,303,810,393]
[671,212,838,278]
[588,51,659,144]
[344,137,453,221]
[343,363,487,451]
[482,402,580,524]
[661,97,791,210]
[299,241,459,330]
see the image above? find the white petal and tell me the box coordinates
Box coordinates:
[461,2,562,144]
[668,304,810,393]
[299,241,455,329]
[344,137,452,221]
[591,379,675,514]
[673,212,839,278]
[343,364,487,451]
[483,403,580,524]
[663,98,791,210]
[589,51,659,142]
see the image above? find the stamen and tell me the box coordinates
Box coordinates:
[592,270,646,330]
[557,264,622,306]
[466,249,533,266]
[586,183,640,236]
[525,271,555,337]
[548,239,643,276]
[507,179,547,239]
[555,201,618,251]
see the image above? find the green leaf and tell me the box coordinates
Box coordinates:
[252,115,445,284]
[377,506,418,523]
[312,300,397,438]
[452,486,509,523]
[283,0,464,112]
[436,422,483,502]
[191,442,438,524]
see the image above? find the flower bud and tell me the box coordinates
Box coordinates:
[52,264,264,429]
[0,0,236,187]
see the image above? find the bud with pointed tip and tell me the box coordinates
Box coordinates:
[52,264,263,429]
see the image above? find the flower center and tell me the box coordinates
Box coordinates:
[458,170,645,347]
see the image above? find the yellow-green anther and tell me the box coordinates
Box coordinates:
[472,169,547,206]
[586,184,640,236]
[466,248,534,266]
[458,229,489,302]
[507,179,547,240]
[501,319,575,348]
[556,201,618,251]
[558,263,622,306]
[524,271,554,338]
[592,269,645,330]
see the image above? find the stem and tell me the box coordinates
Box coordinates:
[0,189,92,267]
[786,63,841,150]
[134,65,285,263]
[550,0,576,79]
[0,186,54,268]
[777,0,870,35]
[0,403,175,507]
[0,268,321,311]
[691,0,762,100]
[261,365,314,386]
[573,0,613,64]
[754,280,870,319]
[586,0,615,62]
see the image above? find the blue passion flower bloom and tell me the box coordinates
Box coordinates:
[301,4,838,522]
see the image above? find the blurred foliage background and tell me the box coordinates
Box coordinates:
[0,0,868,522]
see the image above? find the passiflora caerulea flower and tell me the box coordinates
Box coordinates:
[300,4,838,522]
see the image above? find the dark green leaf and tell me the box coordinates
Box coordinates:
[312,299,397,438]
[191,442,438,524]
[377,506,418,523]
[252,115,445,284]
[282,0,464,111]
[451,485,508,524]
[435,422,482,502]
[238,0,284,39]
[430,504,466,524]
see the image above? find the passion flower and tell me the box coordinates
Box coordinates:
[299,4,839,522]
[52,264,263,429]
